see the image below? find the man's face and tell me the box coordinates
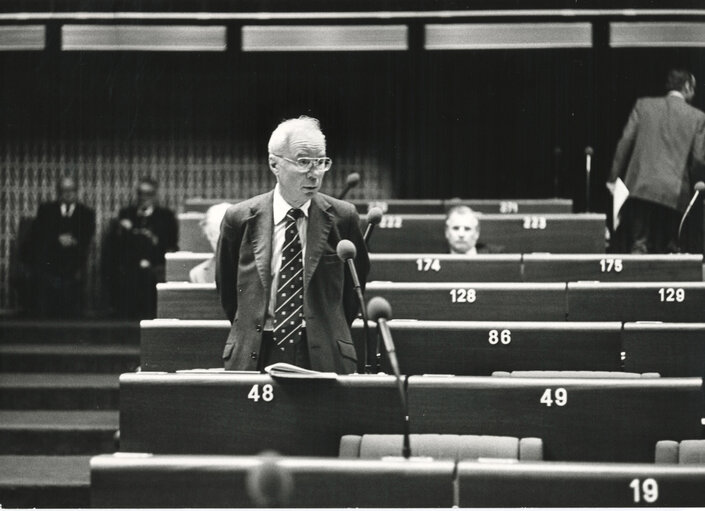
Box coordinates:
[137,183,157,209]
[270,129,326,208]
[445,212,480,254]
[58,178,77,204]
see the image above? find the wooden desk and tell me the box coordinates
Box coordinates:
[364,213,605,254]
[366,282,566,321]
[523,254,703,282]
[622,322,705,377]
[156,282,567,321]
[566,282,705,322]
[119,373,704,462]
[458,460,705,506]
[91,454,455,508]
[179,212,604,253]
[165,253,524,283]
[140,319,622,375]
[409,375,704,462]
[120,373,403,456]
[182,197,573,215]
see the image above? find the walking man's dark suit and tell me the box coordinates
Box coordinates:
[216,116,369,373]
[609,69,705,253]
[31,176,95,317]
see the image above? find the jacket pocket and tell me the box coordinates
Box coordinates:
[336,338,357,363]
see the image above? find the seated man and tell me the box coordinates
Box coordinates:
[445,205,502,254]
[190,202,231,283]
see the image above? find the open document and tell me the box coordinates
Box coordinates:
[264,362,338,380]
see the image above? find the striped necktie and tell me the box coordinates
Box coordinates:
[272,208,305,348]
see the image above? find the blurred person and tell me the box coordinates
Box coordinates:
[445,205,502,254]
[189,202,231,283]
[216,116,369,373]
[30,175,95,317]
[106,177,178,319]
[608,69,705,253]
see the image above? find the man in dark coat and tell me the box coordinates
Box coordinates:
[31,175,95,317]
[216,116,369,373]
[608,69,705,253]
[106,177,178,319]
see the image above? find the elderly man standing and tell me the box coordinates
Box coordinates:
[217,116,369,373]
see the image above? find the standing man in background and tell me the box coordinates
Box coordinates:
[217,116,369,373]
[105,177,178,318]
[608,69,705,253]
[31,175,95,317]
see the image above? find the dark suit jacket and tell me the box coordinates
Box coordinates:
[610,95,705,212]
[31,201,95,275]
[216,191,370,374]
[116,205,179,269]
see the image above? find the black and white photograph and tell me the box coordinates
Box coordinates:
[1,0,705,508]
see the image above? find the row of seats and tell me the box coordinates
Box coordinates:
[91,453,705,507]
[179,212,606,253]
[156,281,705,322]
[140,318,705,376]
[166,252,704,282]
[183,197,575,215]
[118,372,704,463]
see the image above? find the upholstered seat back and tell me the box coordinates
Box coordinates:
[340,434,543,461]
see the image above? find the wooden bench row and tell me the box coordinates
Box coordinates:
[156,281,705,322]
[91,455,705,507]
[178,212,605,253]
[166,252,704,283]
[140,319,705,377]
[119,372,704,463]
[183,197,574,215]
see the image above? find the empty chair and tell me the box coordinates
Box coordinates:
[339,434,543,461]
[655,440,705,464]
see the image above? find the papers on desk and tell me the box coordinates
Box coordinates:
[612,177,629,231]
[264,362,338,380]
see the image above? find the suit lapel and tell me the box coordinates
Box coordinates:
[305,195,333,289]
[247,191,274,293]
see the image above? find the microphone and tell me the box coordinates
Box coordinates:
[245,452,293,508]
[367,297,410,459]
[584,146,594,212]
[677,181,705,250]
[338,172,360,200]
[336,240,373,373]
[364,207,383,247]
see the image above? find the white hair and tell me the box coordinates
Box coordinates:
[201,202,231,251]
[268,116,325,155]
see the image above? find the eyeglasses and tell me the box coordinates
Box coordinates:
[271,154,332,173]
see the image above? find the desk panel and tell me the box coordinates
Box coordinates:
[157,282,567,321]
[622,322,705,377]
[368,254,522,282]
[183,197,573,215]
[458,460,705,506]
[367,282,566,321]
[179,213,210,253]
[91,455,454,508]
[364,320,622,375]
[364,214,605,254]
[567,282,705,322]
[141,319,622,374]
[120,373,402,456]
[408,375,704,462]
[120,373,703,462]
[165,252,211,282]
[523,254,703,282]
[157,283,221,319]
